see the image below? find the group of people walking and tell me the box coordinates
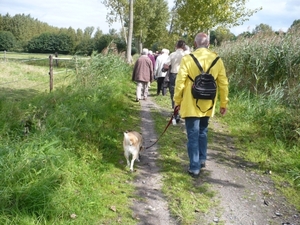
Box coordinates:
[132,41,191,107]
[131,32,229,178]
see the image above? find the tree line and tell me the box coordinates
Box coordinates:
[0,13,127,55]
[0,0,258,56]
[1,1,300,57]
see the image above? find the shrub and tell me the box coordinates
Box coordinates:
[0,31,16,51]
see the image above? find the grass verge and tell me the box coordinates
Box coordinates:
[0,55,141,224]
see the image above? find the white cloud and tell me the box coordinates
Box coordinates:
[230,0,300,34]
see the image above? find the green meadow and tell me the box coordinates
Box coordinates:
[0,37,299,224]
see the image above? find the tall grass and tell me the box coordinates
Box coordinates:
[220,30,300,108]
[0,54,141,224]
[218,30,299,143]
[216,30,300,205]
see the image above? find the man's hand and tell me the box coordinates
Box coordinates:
[174,105,180,112]
[220,107,227,116]
[162,64,169,72]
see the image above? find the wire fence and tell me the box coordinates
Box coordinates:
[0,51,90,92]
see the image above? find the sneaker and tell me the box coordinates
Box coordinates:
[188,170,200,178]
[201,162,206,168]
[175,114,180,124]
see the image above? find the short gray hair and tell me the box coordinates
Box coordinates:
[194,33,209,47]
[161,48,169,54]
[141,48,149,55]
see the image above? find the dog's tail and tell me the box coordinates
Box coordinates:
[123,132,132,146]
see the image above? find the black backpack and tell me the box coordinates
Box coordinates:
[188,54,220,112]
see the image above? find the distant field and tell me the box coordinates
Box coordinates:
[0,60,76,98]
[0,51,74,60]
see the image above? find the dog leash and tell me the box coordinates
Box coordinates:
[145,105,180,150]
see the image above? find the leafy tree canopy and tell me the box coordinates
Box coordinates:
[0,31,16,51]
[174,0,261,41]
[252,23,273,35]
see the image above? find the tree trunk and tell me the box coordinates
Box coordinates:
[120,15,127,45]
[139,30,143,54]
[126,0,133,64]
[169,0,178,34]
[116,1,127,45]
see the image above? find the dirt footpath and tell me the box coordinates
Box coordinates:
[130,96,300,225]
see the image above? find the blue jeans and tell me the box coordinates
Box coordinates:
[185,116,210,174]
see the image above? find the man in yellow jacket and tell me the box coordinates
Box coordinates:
[174,32,229,177]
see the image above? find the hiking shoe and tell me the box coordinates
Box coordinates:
[175,114,180,124]
[188,170,200,178]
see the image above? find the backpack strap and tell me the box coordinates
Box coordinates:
[188,54,219,81]
[207,56,220,73]
[187,75,194,82]
[190,54,205,74]
[195,99,214,113]
[190,53,220,74]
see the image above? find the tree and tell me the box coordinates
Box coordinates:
[174,0,261,41]
[27,33,74,54]
[0,13,61,51]
[57,33,75,54]
[127,0,133,63]
[76,28,84,46]
[0,31,16,51]
[76,38,95,55]
[288,19,300,32]
[252,23,273,35]
[142,0,170,49]
[95,34,113,53]
[102,0,169,62]
[83,27,95,39]
[93,28,103,40]
[102,0,128,43]
[210,26,235,46]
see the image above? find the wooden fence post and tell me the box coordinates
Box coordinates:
[75,56,78,75]
[49,55,53,92]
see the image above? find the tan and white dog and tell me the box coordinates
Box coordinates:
[123,131,144,171]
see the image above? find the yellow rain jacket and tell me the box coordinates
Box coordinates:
[174,47,229,118]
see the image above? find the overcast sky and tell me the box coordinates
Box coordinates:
[0,0,299,36]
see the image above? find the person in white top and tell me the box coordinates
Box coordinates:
[163,40,186,109]
[184,45,191,55]
[154,48,169,95]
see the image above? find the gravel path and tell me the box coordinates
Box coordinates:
[130,96,300,225]
[199,120,300,225]
[130,98,178,225]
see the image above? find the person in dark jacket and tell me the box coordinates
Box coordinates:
[132,48,154,102]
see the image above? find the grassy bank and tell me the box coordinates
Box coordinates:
[0,55,140,224]
[0,46,299,225]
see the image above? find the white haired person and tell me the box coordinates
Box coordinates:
[174,32,229,178]
[154,48,169,95]
[132,48,154,102]
[163,40,186,109]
